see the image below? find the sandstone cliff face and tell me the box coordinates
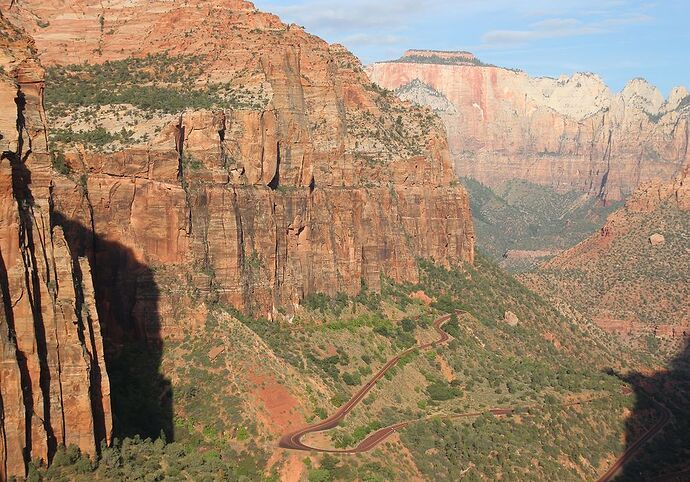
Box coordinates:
[0,6,475,475]
[368,51,690,201]
[6,1,474,327]
[0,13,111,480]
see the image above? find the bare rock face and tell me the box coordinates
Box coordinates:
[649,233,666,246]
[0,12,111,480]
[503,311,519,327]
[395,79,457,115]
[368,51,690,201]
[0,8,476,477]
[625,164,690,212]
[6,1,475,324]
[620,78,665,114]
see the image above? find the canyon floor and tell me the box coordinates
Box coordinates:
[34,255,690,481]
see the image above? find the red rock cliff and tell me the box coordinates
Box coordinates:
[368,53,690,200]
[5,0,475,330]
[0,12,111,480]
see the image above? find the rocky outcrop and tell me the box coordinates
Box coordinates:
[503,311,519,327]
[368,51,690,201]
[624,164,690,212]
[0,12,111,480]
[649,233,665,246]
[395,79,457,116]
[6,1,475,321]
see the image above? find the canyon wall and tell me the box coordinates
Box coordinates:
[0,12,111,480]
[0,3,477,478]
[522,164,689,341]
[4,2,475,327]
[368,51,690,200]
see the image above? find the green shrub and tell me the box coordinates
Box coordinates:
[51,149,71,175]
[426,381,460,401]
[308,468,332,482]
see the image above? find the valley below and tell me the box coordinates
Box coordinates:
[0,1,688,482]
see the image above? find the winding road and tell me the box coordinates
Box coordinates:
[278,313,453,453]
[279,311,671,482]
[279,313,582,453]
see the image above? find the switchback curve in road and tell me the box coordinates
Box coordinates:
[278,311,634,464]
[278,313,453,453]
[278,313,596,454]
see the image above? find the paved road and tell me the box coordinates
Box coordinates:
[279,312,607,455]
[278,309,679,481]
[596,398,672,482]
[278,313,453,452]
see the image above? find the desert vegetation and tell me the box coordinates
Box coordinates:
[44,53,269,151]
[28,254,649,480]
[523,202,690,355]
[462,177,622,271]
[45,53,268,116]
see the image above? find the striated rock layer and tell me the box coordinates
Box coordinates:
[368,51,690,201]
[0,5,475,474]
[0,12,111,480]
[5,2,475,324]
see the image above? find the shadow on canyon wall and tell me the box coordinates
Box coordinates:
[53,213,173,443]
[2,84,170,473]
[614,337,690,481]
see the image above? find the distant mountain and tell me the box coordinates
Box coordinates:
[368,50,690,201]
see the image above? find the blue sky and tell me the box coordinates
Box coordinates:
[252,0,689,96]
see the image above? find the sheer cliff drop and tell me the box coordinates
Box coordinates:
[0,12,111,480]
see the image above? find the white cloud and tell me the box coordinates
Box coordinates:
[480,12,652,48]
[254,0,656,65]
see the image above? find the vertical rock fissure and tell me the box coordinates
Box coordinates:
[52,200,110,452]
[197,189,214,300]
[586,117,603,193]
[83,297,107,449]
[174,116,185,181]
[597,129,614,200]
[268,141,280,190]
[0,250,30,473]
[231,187,249,309]
[13,88,58,462]
[42,191,69,452]
[175,117,193,235]
[46,227,67,461]
[67,242,107,450]
[271,196,280,310]
[0,390,7,479]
